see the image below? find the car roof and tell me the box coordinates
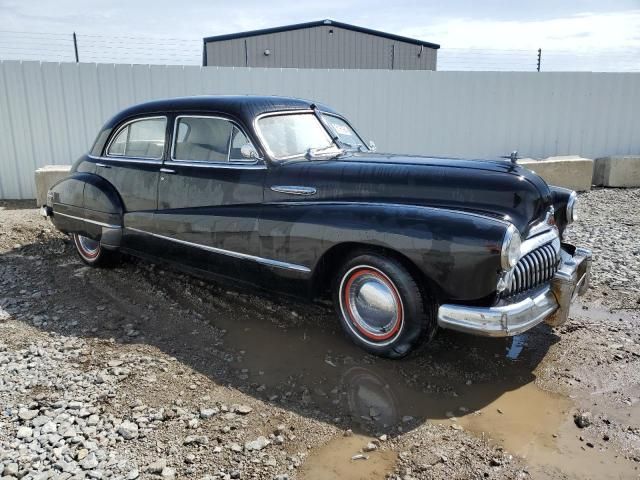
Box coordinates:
[104,95,338,129]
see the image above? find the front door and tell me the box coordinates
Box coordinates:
[153,114,267,284]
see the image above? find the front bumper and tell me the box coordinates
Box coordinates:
[40,205,52,218]
[437,245,592,337]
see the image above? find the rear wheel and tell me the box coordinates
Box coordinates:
[333,252,437,358]
[72,233,119,267]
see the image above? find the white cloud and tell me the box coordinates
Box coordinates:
[404,10,640,50]
[0,1,637,70]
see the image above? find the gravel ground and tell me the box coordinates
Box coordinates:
[563,187,640,308]
[0,189,639,480]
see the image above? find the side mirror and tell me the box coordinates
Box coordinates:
[240,143,259,159]
[368,140,377,152]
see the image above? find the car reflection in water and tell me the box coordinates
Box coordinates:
[336,333,536,432]
[215,299,549,435]
[342,366,401,428]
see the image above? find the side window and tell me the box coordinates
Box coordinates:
[177,122,190,143]
[108,129,127,156]
[173,117,257,163]
[106,117,166,159]
[229,126,254,162]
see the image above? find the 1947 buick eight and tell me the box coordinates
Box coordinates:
[43,95,591,358]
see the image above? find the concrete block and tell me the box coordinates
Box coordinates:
[593,155,640,187]
[34,165,71,206]
[519,156,593,192]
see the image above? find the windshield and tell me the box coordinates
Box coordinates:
[257,113,337,159]
[321,114,367,149]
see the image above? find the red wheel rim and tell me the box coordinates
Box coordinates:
[341,267,403,342]
[75,234,100,260]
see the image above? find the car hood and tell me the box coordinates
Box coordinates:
[268,152,554,234]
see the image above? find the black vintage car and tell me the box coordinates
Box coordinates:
[43,95,591,358]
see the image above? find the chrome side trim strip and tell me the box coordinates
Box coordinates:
[163,160,267,170]
[54,211,121,229]
[270,185,317,196]
[125,227,311,273]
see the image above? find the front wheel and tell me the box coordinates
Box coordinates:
[71,233,119,267]
[333,252,437,358]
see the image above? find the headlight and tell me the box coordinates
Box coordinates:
[501,225,521,270]
[566,191,578,223]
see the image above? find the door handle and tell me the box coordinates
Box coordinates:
[160,168,176,174]
[96,163,111,169]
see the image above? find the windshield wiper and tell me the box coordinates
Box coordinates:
[306,145,345,159]
[331,135,357,151]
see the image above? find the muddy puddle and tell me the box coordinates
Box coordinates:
[453,384,637,479]
[299,433,397,480]
[203,295,639,479]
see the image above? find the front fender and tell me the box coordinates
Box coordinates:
[259,202,508,302]
[549,185,573,236]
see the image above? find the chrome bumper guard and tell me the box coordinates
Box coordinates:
[437,245,592,337]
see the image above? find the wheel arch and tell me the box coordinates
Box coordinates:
[310,241,444,303]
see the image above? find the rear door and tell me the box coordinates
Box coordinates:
[152,114,267,284]
[91,115,168,233]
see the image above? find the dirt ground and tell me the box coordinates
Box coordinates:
[0,189,639,480]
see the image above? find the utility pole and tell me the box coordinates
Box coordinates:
[537,48,542,72]
[73,32,79,63]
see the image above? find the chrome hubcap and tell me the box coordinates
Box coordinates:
[347,272,400,336]
[77,235,99,255]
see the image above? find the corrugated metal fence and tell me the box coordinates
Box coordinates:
[1,60,639,199]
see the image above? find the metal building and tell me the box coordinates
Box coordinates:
[202,19,440,70]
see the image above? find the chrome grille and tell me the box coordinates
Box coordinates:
[505,243,560,296]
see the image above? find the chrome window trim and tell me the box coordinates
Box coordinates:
[54,210,121,229]
[125,227,311,273]
[163,160,267,170]
[88,155,163,165]
[254,110,336,161]
[170,114,263,166]
[104,116,167,161]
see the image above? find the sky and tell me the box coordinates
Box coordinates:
[0,0,639,70]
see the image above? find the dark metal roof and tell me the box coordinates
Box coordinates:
[103,95,337,130]
[203,19,440,50]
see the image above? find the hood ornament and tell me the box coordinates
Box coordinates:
[500,150,520,164]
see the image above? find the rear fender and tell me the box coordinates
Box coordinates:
[48,173,124,248]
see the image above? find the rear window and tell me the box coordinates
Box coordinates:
[106,117,166,159]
